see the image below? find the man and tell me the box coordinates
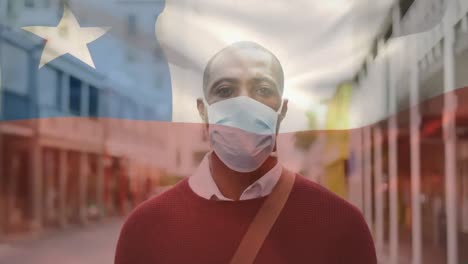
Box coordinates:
[115,41,377,264]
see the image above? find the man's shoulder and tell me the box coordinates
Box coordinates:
[292,174,363,218]
[291,174,370,242]
[124,179,189,224]
[115,180,190,261]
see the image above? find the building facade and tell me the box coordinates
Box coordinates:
[349,0,468,263]
[0,0,171,238]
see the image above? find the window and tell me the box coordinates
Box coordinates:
[7,0,13,15]
[127,14,137,37]
[89,86,99,118]
[98,90,109,117]
[144,107,154,120]
[118,97,126,118]
[38,66,61,109]
[125,100,137,119]
[108,93,120,118]
[69,76,82,115]
[153,69,163,90]
[132,101,139,119]
[1,43,29,95]
[126,14,138,62]
[118,98,136,119]
[24,0,35,7]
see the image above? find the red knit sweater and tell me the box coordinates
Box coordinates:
[115,175,377,264]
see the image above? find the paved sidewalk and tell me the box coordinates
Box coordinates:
[0,218,124,264]
[380,241,447,264]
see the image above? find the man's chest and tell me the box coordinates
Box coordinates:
[149,217,340,264]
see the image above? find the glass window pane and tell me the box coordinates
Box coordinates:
[99,90,108,117]
[1,43,29,95]
[89,86,99,117]
[69,76,82,115]
[109,92,120,118]
[24,0,35,8]
[38,66,60,108]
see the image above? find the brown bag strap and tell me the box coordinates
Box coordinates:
[229,168,296,264]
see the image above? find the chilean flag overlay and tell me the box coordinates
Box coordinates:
[1,0,468,263]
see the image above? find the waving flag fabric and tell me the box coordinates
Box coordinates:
[157,0,394,132]
[0,0,460,195]
[2,0,468,263]
[0,0,397,179]
[1,0,171,121]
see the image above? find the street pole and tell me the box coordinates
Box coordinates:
[0,20,5,238]
[373,39,386,260]
[373,125,384,258]
[409,34,422,264]
[363,55,374,230]
[443,2,458,263]
[363,125,373,228]
[388,5,401,264]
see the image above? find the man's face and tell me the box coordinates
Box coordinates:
[198,47,287,122]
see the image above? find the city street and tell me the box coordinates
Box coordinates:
[0,218,124,264]
[381,241,447,264]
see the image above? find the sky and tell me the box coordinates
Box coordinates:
[156,0,396,132]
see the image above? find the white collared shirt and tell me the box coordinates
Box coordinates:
[188,152,282,201]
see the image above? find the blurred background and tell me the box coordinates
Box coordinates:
[0,0,468,264]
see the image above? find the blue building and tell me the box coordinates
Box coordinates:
[0,0,172,236]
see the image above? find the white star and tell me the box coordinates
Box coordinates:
[22,7,111,69]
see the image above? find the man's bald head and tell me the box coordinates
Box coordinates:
[203,41,284,98]
[197,41,288,130]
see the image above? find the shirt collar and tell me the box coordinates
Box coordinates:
[188,152,282,201]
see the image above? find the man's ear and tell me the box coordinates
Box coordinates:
[197,98,208,122]
[274,99,288,144]
[279,99,288,123]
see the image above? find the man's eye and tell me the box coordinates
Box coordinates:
[256,87,273,97]
[216,86,234,97]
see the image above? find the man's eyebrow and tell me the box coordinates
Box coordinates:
[209,78,239,92]
[250,77,278,88]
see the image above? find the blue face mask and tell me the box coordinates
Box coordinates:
[205,96,282,172]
